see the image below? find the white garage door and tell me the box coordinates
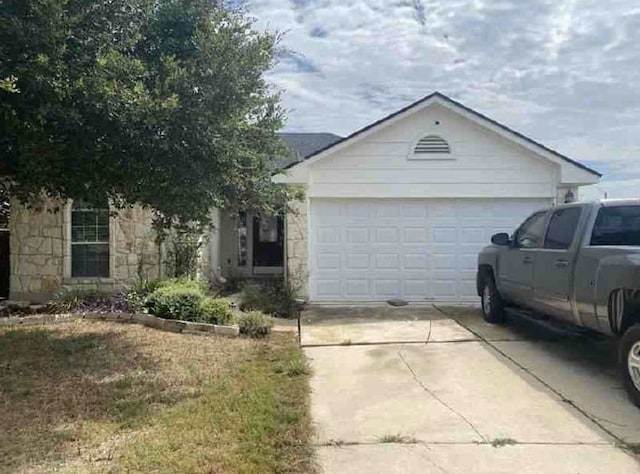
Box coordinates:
[309,198,549,302]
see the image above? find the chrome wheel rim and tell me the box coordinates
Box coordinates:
[629,341,640,392]
[482,285,492,315]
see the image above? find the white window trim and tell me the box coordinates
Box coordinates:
[63,200,117,282]
[407,133,455,160]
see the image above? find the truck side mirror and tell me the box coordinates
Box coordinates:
[491,232,511,246]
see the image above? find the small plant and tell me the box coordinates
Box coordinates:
[239,277,303,318]
[275,353,311,377]
[626,443,640,454]
[378,434,418,444]
[144,284,205,321]
[491,438,517,448]
[238,311,273,337]
[199,297,235,325]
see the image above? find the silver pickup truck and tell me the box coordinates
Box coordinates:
[477,199,640,406]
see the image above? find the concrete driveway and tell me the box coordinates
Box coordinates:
[301,305,640,473]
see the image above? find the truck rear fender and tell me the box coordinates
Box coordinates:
[594,254,640,335]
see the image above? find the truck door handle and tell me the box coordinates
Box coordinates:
[523,256,534,264]
[554,259,569,268]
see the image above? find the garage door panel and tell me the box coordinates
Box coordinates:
[309,198,549,301]
[459,253,479,271]
[345,279,370,297]
[403,227,429,243]
[317,226,341,243]
[373,227,399,243]
[345,253,370,269]
[434,280,457,298]
[404,253,428,269]
[401,203,428,217]
[316,279,341,298]
[403,280,430,298]
[373,253,400,269]
[317,253,340,270]
[374,279,401,297]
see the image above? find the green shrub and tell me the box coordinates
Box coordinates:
[131,277,166,295]
[200,297,235,325]
[238,311,273,338]
[156,277,209,293]
[125,278,166,312]
[239,278,302,318]
[144,285,205,321]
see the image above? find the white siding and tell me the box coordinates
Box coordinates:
[308,104,557,199]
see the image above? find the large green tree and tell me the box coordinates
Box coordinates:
[0,0,292,225]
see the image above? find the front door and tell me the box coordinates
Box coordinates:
[532,206,583,322]
[252,215,284,274]
[498,210,548,305]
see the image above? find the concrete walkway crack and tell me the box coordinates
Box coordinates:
[434,305,633,450]
[397,342,487,443]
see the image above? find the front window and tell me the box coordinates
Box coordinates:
[71,201,110,277]
[515,211,547,249]
[591,206,640,246]
[544,208,582,250]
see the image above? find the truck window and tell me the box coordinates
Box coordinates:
[544,208,581,250]
[515,211,547,248]
[591,206,640,246]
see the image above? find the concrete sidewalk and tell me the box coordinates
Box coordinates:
[302,305,640,473]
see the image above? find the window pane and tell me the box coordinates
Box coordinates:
[544,208,581,249]
[591,206,640,246]
[71,211,84,227]
[97,210,109,227]
[516,212,547,248]
[72,207,109,243]
[97,225,109,241]
[71,226,84,241]
[71,201,109,277]
[72,244,109,277]
[83,225,98,242]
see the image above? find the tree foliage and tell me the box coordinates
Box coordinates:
[0,0,294,225]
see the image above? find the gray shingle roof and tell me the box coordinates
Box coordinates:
[276,132,342,168]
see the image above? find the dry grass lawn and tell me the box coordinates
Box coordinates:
[0,320,315,473]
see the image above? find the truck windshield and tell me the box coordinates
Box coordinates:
[591,206,640,246]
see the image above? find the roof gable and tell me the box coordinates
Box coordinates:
[284,92,601,178]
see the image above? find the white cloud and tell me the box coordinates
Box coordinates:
[247,0,640,197]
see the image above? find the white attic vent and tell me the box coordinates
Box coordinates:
[413,135,450,154]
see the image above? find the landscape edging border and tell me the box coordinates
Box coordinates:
[0,312,240,337]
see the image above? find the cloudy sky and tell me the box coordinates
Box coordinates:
[244,0,640,199]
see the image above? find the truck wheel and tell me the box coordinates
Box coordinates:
[480,273,505,324]
[620,324,640,408]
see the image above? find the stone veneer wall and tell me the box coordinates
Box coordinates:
[9,199,162,302]
[285,197,309,299]
[9,198,65,302]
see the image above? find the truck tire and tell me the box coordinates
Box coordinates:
[479,272,505,324]
[620,324,640,408]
